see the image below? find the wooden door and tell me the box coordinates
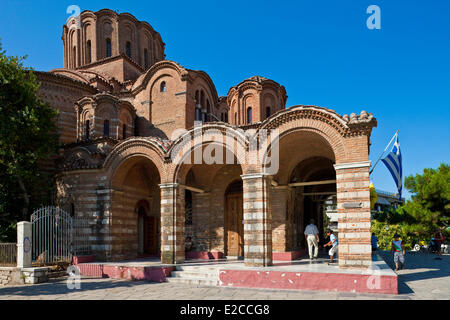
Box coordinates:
[144,216,158,255]
[225,193,244,256]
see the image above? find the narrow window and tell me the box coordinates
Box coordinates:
[70,203,75,218]
[85,120,90,140]
[235,112,237,124]
[144,48,149,69]
[221,113,224,121]
[247,107,252,124]
[104,120,110,137]
[73,46,77,68]
[225,113,228,123]
[126,41,132,58]
[122,124,127,140]
[266,106,271,118]
[86,40,92,64]
[106,38,112,57]
[185,190,193,225]
[160,81,167,92]
[200,90,205,108]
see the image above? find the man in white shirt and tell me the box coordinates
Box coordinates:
[304,219,320,260]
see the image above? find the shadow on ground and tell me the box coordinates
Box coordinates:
[377,250,450,295]
[0,277,159,297]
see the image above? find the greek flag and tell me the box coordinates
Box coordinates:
[381,134,402,199]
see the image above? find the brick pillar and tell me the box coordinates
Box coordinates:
[241,173,272,267]
[334,161,372,268]
[160,183,185,264]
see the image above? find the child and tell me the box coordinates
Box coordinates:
[323,229,338,264]
[391,234,405,271]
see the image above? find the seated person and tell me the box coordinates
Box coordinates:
[185,236,193,252]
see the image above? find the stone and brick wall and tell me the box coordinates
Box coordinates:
[335,162,372,268]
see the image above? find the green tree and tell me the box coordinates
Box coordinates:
[403,163,449,231]
[0,41,59,241]
[372,163,450,249]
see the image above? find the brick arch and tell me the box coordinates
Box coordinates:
[170,140,248,185]
[167,125,249,184]
[259,106,348,165]
[103,138,167,188]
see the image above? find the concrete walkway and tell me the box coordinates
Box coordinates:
[0,252,448,300]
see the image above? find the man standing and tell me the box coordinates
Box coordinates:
[371,233,378,254]
[304,219,320,260]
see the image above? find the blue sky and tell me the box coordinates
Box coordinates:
[1,0,449,199]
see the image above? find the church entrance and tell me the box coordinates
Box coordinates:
[137,202,158,256]
[225,180,244,257]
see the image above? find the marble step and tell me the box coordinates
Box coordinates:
[171,271,219,279]
[166,277,219,287]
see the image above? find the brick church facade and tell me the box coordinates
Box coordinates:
[35,9,377,268]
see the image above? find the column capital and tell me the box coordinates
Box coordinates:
[159,183,179,189]
[240,173,271,180]
[334,161,371,170]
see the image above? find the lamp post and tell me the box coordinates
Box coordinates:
[385,225,390,251]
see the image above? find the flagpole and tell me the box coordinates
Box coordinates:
[369,130,399,175]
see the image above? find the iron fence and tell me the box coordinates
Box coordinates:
[31,206,73,266]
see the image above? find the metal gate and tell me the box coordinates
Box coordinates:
[31,206,73,265]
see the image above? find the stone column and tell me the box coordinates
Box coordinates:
[241,173,272,267]
[17,221,32,268]
[159,183,185,264]
[334,161,372,268]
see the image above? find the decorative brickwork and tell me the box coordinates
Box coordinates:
[335,162,372,268]
[242,174,272,267]
[160,184,185,264]
[37,8,378,269]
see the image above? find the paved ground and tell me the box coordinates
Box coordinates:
[0,252,448,300]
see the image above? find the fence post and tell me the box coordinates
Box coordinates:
[17,221,32,268]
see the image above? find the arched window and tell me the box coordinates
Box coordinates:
[195,90,199,105]
[106,38,112,57]
[200,90,205,108]
[73,46,77,68]
[126,41,132,58]
[103,120,110,137]
[266,106,271,118]
[144,48,149,69]
[122,124,127,140]
[160,81,167,92]
[86,40,92,64]
[85,120,90,140]
[247,107,252,124]
[235,112,237,125]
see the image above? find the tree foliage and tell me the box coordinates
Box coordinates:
[0,41,59,241]
[372,163,450,249]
